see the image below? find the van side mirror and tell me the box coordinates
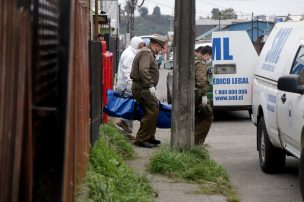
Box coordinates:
[164,61,173,70]
[278,75,304,94]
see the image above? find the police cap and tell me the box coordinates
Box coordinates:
[149,35,167,48]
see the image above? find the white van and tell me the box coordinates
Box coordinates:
[211,31,258,114]
[251,21,304,199]
[165,31,258,114]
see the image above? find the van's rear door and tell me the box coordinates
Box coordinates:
[211,31,258,107]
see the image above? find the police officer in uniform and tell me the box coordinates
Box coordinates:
[194,46,213,144]
[115,36,145,135]
[130,35,167,148]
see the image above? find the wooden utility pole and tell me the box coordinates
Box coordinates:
[129,0,135,38]
[171,0,195,149]
[94,0,99,40]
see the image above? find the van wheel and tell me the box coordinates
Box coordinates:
[300,148,304,200]
[258,117,285,173]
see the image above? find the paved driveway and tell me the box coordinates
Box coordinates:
[207,111,302,202]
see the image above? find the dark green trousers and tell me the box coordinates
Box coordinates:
[195,103,214,144]
[132,86,159,144]
[195,92,214,145]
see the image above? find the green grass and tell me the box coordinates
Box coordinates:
[147,145,239,202]
[82,124,154,202]
[99,123,135,160]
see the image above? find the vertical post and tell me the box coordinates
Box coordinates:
[94,0,99,40]
[256,16,258,42]
[89,41,102,144]
[251,12,254,42]
[218,11,221,31]
[169,13,174,32]
[130,0,135,38]
[171,0,195,149]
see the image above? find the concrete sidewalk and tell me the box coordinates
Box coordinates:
[125,121,226,202]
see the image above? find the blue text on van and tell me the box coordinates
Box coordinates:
[212,37,233,61]
[262,28,292,72]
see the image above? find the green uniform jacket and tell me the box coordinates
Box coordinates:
[130,46,159,88]
[195,57,208,97]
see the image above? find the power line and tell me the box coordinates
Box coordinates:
[144,0,174,9]
[201,0,227,9]
[200,0,253,17]
[137,0,145,7]
[105,0,114,13]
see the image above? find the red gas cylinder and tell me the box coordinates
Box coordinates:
[101,41,113,123]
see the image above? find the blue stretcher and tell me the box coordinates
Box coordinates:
[103,90,171,128]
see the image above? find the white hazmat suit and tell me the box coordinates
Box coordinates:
[115,36,144,134]
[116,36,144,91]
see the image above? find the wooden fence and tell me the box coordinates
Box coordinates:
[0,0,90,201]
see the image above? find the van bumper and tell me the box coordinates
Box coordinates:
[211,104,251,112]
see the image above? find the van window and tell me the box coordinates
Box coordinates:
[213,64,236,74]
[290,46,304,75]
